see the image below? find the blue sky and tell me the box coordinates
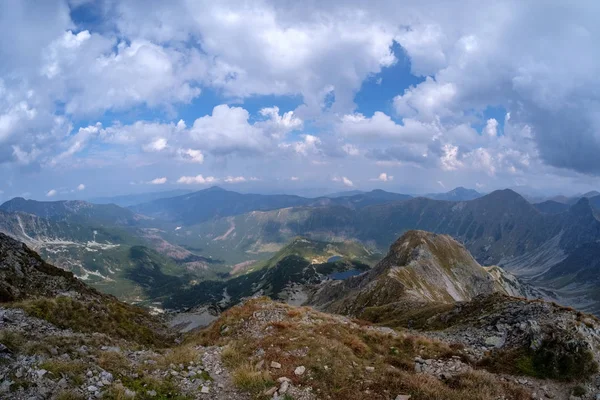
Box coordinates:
[2,0,600,201]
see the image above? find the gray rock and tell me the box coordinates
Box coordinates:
[294,365,306,376]
[279,380,290,394]
[270,361,282,369]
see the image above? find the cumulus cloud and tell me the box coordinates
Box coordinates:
[224,176,246,183]
[177,175,218,184]
[149,177,167,184]
[372,172,394,182]
[143,137,168,152]
[339,112,440,142]
[332,176,354,187]
[4,0,600,196]
[77,183,85,191]
[46,189,57,197]
[177,148,204,164]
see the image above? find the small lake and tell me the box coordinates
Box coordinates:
[328,269,363,280]
[327,255,343,262]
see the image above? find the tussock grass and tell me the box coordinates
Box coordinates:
[0,329,26,352]
[39,359,86,380]
[231,363,274,394]
[97,351,131,375]
[155,344,199,369]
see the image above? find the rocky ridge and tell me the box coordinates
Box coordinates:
[307,230,537,315]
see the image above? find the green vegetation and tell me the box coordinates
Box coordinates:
[0,329,26,352]
[13,296,170,347]
[165,237,374,309]
[480,339,598,381]
[39,359,86,385]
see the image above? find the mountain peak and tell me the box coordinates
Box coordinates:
[310,230,504,313]
[568,196,595,218]
[481,188,527,204]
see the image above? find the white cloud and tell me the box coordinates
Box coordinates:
[342,144,360,156]
[190,105,271,155]
[112,1,398,114]
[332,176,354,187]
[224,176,246,183]
[393,78,457,121]
[143,137,168,152]
[177,175,218,184]
[42,31,204,115]
[372,172,393,182]
[77,183,85,191]
[177,148,204,164]
[149,177,167,184]
[290,176,299,181]
[484,118,498,138]
[339,112,440,142]
[46,189,57,197]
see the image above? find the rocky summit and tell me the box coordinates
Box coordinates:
[2,231,600,399]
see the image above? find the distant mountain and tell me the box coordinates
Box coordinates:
[130,186,311,224]
[131,186,412,225]
[422,186,483,201]
[315,189,412,209]
[0,197,148,226]
[90,189,193,207]
[324,190,365,198]
[533,200,570,214]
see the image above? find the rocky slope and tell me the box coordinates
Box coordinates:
[307,231,536,315]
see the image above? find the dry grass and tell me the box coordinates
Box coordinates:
[97,351,131,375]
[231,363,274,394]
[55,390,86,400]
[155,344,200,369]
[192,298,529,400]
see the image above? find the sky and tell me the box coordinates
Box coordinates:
[2,0,600,200]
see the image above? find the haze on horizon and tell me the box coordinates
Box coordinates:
[2,1,600,201]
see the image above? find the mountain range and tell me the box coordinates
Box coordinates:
[4,185,600,315]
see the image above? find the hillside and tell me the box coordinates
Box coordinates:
[0,211,213,303]
[2,231,600,399]
[0,197,148,227]
[307,231,535,315]
[164,237,377,313]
